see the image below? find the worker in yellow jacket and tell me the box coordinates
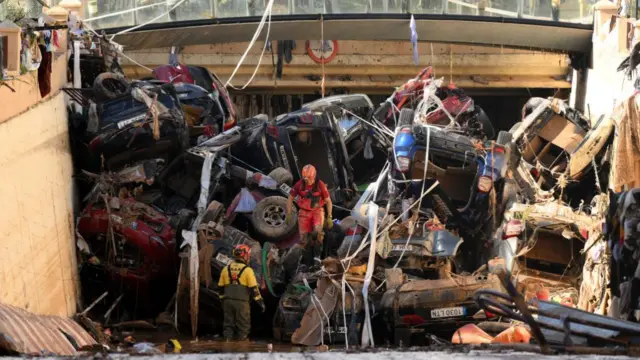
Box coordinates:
[218,244,265,341]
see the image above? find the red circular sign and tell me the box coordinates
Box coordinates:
[306,40,338,64]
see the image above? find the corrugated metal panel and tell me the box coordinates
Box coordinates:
[0,303,96,355]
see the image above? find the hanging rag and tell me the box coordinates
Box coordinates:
[169,46,179,64]
[409,15,419,66]
[611,95,640,191]
[276,40,295,79]
[38,44,52,97]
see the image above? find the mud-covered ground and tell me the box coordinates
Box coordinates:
[30,350,637,360]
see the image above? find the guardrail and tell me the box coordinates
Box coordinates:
[84,0,596,30]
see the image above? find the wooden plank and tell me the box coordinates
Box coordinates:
[221,74,571,89]
[122,52,568,67]
[170,41,542,56]
[123,64,569,79]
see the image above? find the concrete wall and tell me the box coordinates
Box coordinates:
[0,32,78,317]
[583,10,636,122]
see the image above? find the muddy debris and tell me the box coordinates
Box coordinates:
[44,59,640,357]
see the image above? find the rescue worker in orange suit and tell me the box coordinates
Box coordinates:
[217,244,265,341]
[285,164,333,266]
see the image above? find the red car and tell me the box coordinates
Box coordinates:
[77,196,181,308]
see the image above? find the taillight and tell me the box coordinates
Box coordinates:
[402,314,425,326]
[345,225,362,236]
[530,168,540,179]
[477,175,493,193]
[503,219,524,239]
[89,136,103,151]
[396,156,410,173]
[223,118,236,131]
[580,228,589,239]
[266,124,279,138]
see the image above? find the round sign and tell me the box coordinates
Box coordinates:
[306,40,338,64]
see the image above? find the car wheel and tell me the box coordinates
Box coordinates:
[251,196,297,241]
[272,305,285,342]
[397,108,415,127]
[267,167,293,185]
[475,106,495,140]
[93,72,130,99]
[201,200,224,224]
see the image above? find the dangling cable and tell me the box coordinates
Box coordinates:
[321,15,326,98]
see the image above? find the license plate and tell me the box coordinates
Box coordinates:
[325,326,346,334]
[430,306,466,319]
[117,114,146,129]
[392,244,413,252]
[215,253,232,265]
[279,183,292,195]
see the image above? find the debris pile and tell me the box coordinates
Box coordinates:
[45,61,640,354]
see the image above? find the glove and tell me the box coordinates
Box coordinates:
[285,210,294,226]
[258,299,266,313]
[324,216,333,229]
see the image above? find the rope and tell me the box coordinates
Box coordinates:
[449,45,453,85]
[109,0,189,40]
[321,15,326,98]
[83,2,164,22]
[262,244,278,297]
[225,0,275,90]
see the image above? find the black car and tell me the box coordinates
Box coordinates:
[230,94,389,211]
[84,80,189,171]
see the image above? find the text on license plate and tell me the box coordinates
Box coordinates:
[279,183,292,195]
[430,306,466,319]
[117,114,146,129]
[215,253,232,265]
[392,244,413,252]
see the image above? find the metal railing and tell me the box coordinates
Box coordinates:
[79,0,597,30]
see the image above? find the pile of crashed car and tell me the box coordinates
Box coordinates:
[67,63,640,351]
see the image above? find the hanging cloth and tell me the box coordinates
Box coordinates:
[409,15,419,66]
[38,44,52,97]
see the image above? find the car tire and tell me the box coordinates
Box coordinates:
[509,121,522,133]
[496,131,513,145]
[267,167,293,185]
[202,200,224,224]
[475,106,495,140]
[93,72,130,99]
[397,108,415,127]
[251,196,297,241]
[497,179,519,224]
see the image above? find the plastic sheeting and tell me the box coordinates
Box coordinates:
[234,188,258,213]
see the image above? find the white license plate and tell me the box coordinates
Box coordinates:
[325,326,346,334]
[392,244,413,252]
[279,183,292,195]
[215,253,232,265]
[117,114,146,129]
[430,306,466,319]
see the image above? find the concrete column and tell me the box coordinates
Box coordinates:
[570,68,588,114]
[59,0,83,19]
[0,21,22,77]
[593,0,619,41]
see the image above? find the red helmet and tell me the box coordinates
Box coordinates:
[301,165,317,183]
[233,244,251,263]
